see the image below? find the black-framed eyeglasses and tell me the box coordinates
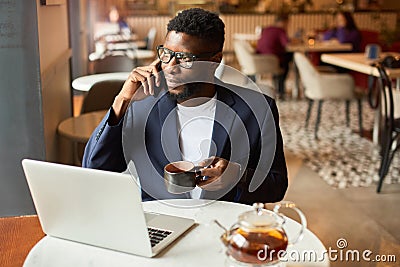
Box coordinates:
[156,45,218,69]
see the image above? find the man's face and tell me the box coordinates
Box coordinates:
[160,31,220,100]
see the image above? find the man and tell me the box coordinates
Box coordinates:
[83,8,287,204]
[256,13,292,99]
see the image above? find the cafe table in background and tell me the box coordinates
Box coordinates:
[88,47,155,72]
[286,40,352,53]
[320,53,400,84]
[321,52,400,144]
[232,33,352,53]
[287,40,352,99]
[23,199,329,267]
[72,72,130,92]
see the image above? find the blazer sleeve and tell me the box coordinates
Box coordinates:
[82,108,127,172]
[237,99,288,204]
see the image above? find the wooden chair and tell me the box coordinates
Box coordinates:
[375,64,400,192]
[77,80,124,163]
[92,54,135,74]
[81,80,124,114]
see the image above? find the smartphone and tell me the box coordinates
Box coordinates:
[153,61,167,97]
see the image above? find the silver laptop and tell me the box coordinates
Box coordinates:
[22,159,195,257]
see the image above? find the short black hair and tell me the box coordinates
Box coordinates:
[167,8,225,52]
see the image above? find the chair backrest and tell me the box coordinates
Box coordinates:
[214,58,226,80]
[93,54,135,74]
[233,39,256,75]
[375,64,400,127]
[294,52,355,100]
[80,80,125,114]
[145,27,157,50]
[293,52,320,98]
[233,39,280,76]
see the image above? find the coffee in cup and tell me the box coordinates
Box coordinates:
[164,161,203,194]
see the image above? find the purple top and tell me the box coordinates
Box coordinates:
[323,27,361,52]
[256,26,289,60]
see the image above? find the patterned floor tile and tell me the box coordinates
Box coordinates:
[277,99,400,188]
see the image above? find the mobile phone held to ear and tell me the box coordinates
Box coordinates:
[154,61,167,96]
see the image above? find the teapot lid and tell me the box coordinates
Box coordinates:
[238,203,283,230]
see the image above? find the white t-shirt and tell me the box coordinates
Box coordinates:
[176,95,217,198]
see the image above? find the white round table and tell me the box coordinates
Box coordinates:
[72,72,130,92]
[23,199,329,267]
[88,49,155,69]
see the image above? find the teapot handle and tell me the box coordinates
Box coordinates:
[273,201,307,245]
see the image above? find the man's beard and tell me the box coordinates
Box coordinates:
[166,83,203,101]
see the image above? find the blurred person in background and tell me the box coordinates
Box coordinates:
[108,5,131,36]
[323,11,361,52]
[256,13,292,100]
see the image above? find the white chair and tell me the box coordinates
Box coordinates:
[233,39,282,84]
[145,27,157,50]
[293,52,363,139]
[215,58,276,99]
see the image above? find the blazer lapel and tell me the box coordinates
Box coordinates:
[211,85,236,158]
[201,85,237,200]
[157,95,182,163]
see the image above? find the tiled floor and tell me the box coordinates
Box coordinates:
[278,99,400,189]
[284,150,400,267]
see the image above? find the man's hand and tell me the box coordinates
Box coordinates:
[197,157,241,191]
[111,59,162,123]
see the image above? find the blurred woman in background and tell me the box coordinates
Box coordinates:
[108,5,131,35]
[323,11,361,52]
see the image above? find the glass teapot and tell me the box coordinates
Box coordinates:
[215,201,307,266]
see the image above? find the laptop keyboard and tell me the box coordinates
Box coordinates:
[147,227,172,247]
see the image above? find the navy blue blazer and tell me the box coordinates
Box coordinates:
[83,79,287,204]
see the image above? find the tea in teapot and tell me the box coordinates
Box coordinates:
[225,227,288,264]
[216,202,307,266]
